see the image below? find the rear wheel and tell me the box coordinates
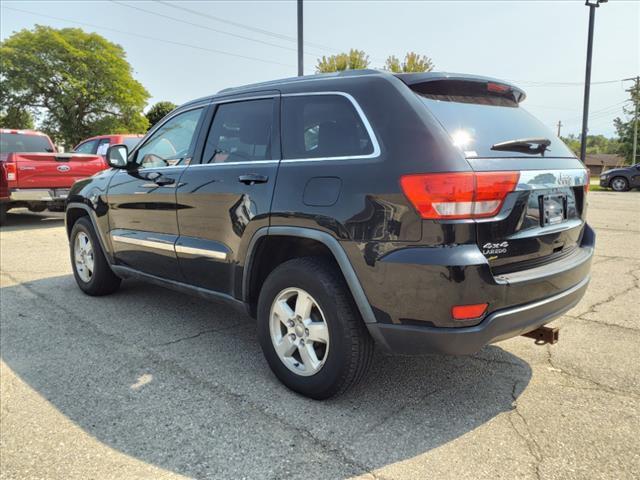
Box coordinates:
[610,176,629,192]
[257,257,374,399]
[70,217,121,296]
[0,205,7,226]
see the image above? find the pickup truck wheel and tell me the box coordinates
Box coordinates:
[70,217,121,296]
[610,176,629,192]
[257,257,374,399]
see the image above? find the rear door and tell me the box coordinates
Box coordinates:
[107,106,206,280]
[414,80,589,273]
[176,94,280,295]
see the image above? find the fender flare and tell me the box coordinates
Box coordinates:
[66,202,114,264]
[243,226,377,324]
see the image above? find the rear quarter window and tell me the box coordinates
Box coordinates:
[418,95,575,158]
[282,94,375,160]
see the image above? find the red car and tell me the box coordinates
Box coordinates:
[73,134,143,157]
[0,129,107,223]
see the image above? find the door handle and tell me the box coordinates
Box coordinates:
[146,171,175,186]
[238,174,269,185]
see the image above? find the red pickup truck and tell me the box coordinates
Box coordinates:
[0,129,107,224]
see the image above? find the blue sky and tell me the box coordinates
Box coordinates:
[1,0,638,137]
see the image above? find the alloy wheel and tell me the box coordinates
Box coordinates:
[269,287,330,376]
[74,231,95,283]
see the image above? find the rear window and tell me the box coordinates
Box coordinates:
[282,95,374,160]
[0,133,53,154]
[418,95,575,158]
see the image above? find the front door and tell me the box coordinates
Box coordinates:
[107,106,206,280]
[176,95,280,295]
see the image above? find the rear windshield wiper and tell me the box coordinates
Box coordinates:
[491,137,551,155]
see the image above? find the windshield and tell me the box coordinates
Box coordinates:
[418,95,575,158]
[0,133,53,153]
[123,137,141,150]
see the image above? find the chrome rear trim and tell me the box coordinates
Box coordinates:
[516,168,588,190]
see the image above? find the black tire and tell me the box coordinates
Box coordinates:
[610,176,629,192]
[257,257,374,399]
[70,216,121,296]
[0,205,7,226]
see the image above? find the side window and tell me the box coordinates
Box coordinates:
[96,138,111,156]
[202,99,274,164]
[74,139,98,154]
[282,95,374,160]
[135,108,203,169]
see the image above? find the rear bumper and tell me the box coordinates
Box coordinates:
[9,188,70,202]
[366,274,589,355]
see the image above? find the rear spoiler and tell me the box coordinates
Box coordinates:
[395,72,526,104]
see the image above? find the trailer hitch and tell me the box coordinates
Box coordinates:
[522,325,560,345]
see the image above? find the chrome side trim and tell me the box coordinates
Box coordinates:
[210,94,277,105]
[175,244,227,260]
[190,160,279,168]
[111,234,175,252]
[516,168,589,190]
[280,91,381,163]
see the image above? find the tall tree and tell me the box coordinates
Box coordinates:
[613,80,640,163]
[0,26,149,146]
[384,52,434,73]
[146,101,177,129]
[316,49,370,73]
[0,107,34,130]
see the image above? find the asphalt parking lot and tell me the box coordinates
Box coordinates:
[1,191,638,480]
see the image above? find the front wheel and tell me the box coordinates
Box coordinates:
[257,257,374,399]
[70,217,121,296]
[610,176,629,192]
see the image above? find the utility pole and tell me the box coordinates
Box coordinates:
[297,0,303,76]
[580,0,608,163]
[557,120,563,137]
[622,76,639,164]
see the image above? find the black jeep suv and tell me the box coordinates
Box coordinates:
[66,70,594,399]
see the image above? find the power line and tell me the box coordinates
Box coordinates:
[153,0,390,65]
[1,5,295,68]
[110,0,320,58]
[155,0,338,53]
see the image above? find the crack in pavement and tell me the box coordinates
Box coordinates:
[153,322,249,347]
[508,380,543,480]
[569,266,640,322]
[545,345,639,400]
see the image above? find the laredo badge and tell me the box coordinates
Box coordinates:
[482,241,509,255]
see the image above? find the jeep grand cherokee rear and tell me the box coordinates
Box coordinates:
[359,73,593,355]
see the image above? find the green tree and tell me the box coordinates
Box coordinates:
[316,49,370,73]
[145,101,177,129]
[384,52,434,73]
[613,80,639,163]
[0,26,149,146]
[561,133,621,157]
[0,106,34,129]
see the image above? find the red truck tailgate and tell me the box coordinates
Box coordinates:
[14,152,107,189]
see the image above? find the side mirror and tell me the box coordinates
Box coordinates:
[106,144,129,168]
